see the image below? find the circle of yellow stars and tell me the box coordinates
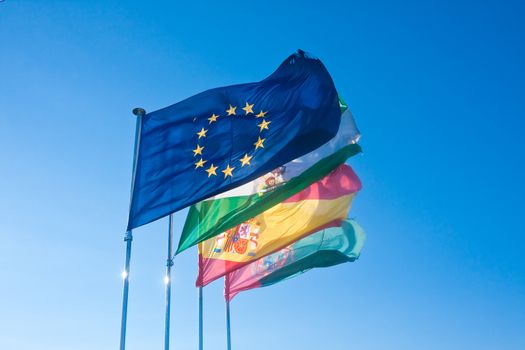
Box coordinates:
[191,102,271,179]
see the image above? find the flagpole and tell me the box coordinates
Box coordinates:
[119,230,133,350]
[199,286,203,350]
[164,214,175,350]
[226,299,232,350]
[119,107,145,350]
[224,274,232,350]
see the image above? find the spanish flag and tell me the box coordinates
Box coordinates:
[196,164,361,287]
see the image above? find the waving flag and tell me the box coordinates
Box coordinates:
[224,219,365,301]
[128,50,342,230]
[177,101,361,253]
[196,164,361,287]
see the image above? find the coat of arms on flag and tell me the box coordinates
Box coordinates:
[213,219,261,257]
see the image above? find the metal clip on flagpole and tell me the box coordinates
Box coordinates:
[164,214,175,350]
[119,107,145,350]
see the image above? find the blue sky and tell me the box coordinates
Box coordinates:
[1,1,524,349]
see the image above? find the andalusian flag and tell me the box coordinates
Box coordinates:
[224,219,365,301]
[196,164,361,287]
[177,103,361,253]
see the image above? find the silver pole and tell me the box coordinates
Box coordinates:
[199,286,203,350]
[226,300,231,350]
[119,107,145,350]
[164,214,175,350]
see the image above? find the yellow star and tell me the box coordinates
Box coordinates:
[257,119,271,132]
[192,144,204,156]
[226,105,237,116]
[255,110,267,118]
[205,164,218,177]
[196,127,208,139]
[194,158,207,169]
[239,154,252,167]
[222,164,235,178]
[208,113,219,124]
[254,136,265,150]
[242,102,254,115]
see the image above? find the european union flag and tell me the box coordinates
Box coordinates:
[127,50,341,230]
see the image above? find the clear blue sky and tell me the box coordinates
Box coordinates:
[1,1,524,349]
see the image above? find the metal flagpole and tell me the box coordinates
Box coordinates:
[225,273,232,350]
[119,107,145,350]
[199,286,203,350]
[164,214,175,350]
[226,299,232,350]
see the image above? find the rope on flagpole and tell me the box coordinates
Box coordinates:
[119,107,145,350]
[164,214,175,350]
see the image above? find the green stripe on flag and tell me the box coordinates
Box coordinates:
[339,96,348,113]
[225,219,366,300]
[259,219,365,287]
[177,143,361,253]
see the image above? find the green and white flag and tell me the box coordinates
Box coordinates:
[224,219,366,301]
[177,100,362,254]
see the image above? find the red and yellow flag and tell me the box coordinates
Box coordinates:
[196,164,361,287]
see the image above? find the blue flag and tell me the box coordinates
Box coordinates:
[127,50,341,230]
